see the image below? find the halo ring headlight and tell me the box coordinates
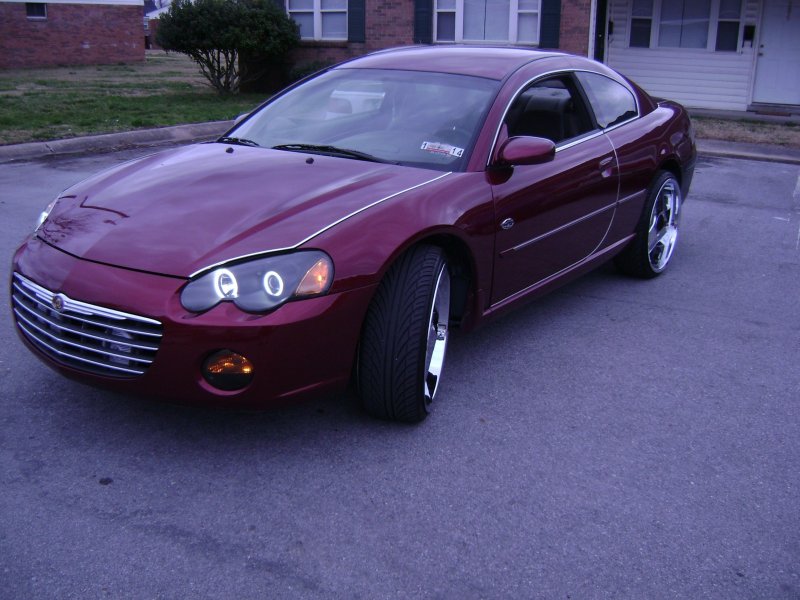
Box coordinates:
[180,251,333,314]
[263,271,284,297]
[213,269,238,299]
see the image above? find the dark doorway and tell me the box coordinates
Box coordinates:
[594,0,608,62]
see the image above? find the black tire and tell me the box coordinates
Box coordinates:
[357,245,451,423]
[614,170,682,279]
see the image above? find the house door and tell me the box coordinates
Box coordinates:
[752,0,800,105]
[593,0,608,62]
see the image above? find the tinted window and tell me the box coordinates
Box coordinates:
[504,76,594,144]
[576,72,638,129]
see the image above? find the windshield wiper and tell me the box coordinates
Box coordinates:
[272,144,395,164]
[218,136,261,147]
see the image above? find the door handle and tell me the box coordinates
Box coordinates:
[599,156,615,177]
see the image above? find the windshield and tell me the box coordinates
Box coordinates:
[228,68,500,171]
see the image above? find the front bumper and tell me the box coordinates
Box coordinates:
[11,237,375,409]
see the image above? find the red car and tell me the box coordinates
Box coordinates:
[11,46,695,422]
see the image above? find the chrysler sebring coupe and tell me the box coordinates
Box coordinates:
[11,46,695,422]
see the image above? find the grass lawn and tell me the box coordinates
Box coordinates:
[0,51,267,145]
[1,51,799,149]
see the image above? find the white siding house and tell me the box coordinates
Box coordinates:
[602,0,800,110]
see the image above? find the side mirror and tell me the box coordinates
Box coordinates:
[234,112,250,125]
[496,136,555,166]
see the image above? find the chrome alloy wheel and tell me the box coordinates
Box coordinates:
[648,178,681,272]
[423,264,450,406]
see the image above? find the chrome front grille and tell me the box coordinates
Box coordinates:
[11,272,163,378]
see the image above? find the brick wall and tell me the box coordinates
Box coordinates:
[146,16,160,50]
[290,0,592,68]
[0,3,145,69]
[364,0,413,50]
[559,0,591,56]
[291,41,365,68]
[291,0,413,68]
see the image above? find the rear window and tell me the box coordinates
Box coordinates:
[576,72,638,129]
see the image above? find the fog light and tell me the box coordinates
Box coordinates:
[202,349,254,391]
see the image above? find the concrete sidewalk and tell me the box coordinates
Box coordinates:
[0,119,799,165]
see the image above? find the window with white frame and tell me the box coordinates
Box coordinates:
[629,0,653,47]
[287,0,347,41]
[715,0,742,51]
[628,0,742,51]
[435,0,540,45]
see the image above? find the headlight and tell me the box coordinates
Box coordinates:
[180,251,333,313]
[35,198,58,231]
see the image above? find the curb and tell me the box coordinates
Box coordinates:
[0,121,233,163]
[696,139,800,166]
[1,122,799,166]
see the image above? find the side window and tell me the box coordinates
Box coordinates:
[503,76,594,145]
[575,72,638,129]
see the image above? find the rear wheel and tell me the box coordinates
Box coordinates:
[615,171,682,278]
[358,245,450,423]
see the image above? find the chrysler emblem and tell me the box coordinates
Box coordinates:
[51,294,65,312]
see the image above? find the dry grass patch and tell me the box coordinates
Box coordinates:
[693,117,800,149]
[0,51,205,89]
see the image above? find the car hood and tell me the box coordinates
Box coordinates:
[38,143,445,278]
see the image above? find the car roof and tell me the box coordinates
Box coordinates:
[334,46,569,81]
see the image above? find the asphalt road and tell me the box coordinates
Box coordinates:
[1,148,798,599]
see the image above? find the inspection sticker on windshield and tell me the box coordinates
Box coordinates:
[421,141,464,158]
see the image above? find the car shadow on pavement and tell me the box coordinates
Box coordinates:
[11,258,636,465]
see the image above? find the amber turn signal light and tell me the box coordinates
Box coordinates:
[296,258,331,296]
[202,349,254,391]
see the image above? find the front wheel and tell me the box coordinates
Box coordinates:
[615,171,682,278]
[358,245,451,423]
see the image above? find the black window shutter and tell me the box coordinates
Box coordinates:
[413,0,433,44]
[539,0,561,49]
[348,0,366,43]
[271,0,284,9]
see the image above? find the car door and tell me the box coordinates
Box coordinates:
[573,71,651,245]
[489,73,619,305]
